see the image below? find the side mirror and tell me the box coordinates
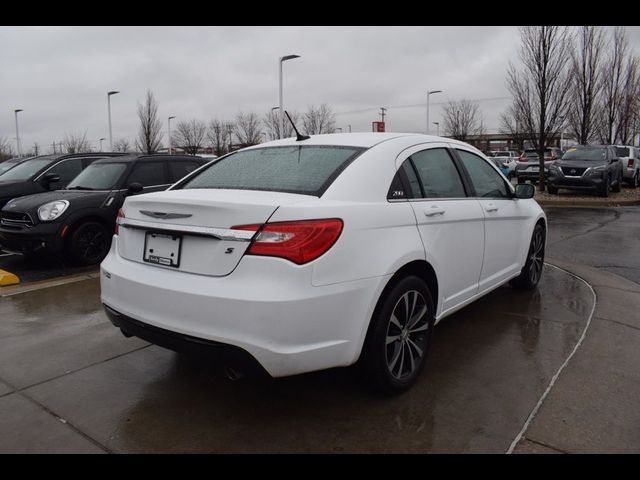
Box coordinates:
[127,182,144,194]
[514,183,535,199]
[41,172,61,190]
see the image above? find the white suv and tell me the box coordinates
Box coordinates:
[101,133,546,393]
[614,145,639,188]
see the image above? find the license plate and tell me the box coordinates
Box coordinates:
[143,232,181,268]
[529,166,539,172]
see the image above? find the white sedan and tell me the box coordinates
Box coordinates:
[101,133,546,393]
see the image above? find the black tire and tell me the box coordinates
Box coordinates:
[600,176,610,197]
[632,173,639,189]
[547,185,558,195]
[612,173,621,193]
[66,221,111,266]
[510,223,545,290]
[360,276,435,394]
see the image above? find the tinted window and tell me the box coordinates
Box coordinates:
[127,162,166,187]
[67,162,128,190]
[615,147,629,157]
[456,149,509,198]
[47,158,83,184]
[410,148,466,198]
[181,146,363,196]
[169,161,201,183]
[387,161,421,200]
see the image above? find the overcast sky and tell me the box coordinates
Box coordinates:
[2,26,640,153]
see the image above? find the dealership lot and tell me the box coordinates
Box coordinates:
[0,206,639,453]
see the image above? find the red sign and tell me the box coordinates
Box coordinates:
[372,121,385,132]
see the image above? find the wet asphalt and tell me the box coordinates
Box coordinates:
[0,205,638,453]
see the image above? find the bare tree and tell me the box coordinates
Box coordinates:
[207,119,230,156]
[442,99,482,141]
[499,104,528,152]
[507,26,574,191]
[302,104,336,135]
[233,112,262,146]
[0,136,12,161]
[113,138,132,152]
[172,119,207,155]
[62,131,92,154]
[614,55,640,145]
[263,109,300,140]
[568,26,606,145]
[135,89,163,154]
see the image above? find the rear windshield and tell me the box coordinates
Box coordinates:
[615,147,630,157]
[0,158,52,181]
[179,145,365,196]
[562,147,607,161]
[67,162,128,190]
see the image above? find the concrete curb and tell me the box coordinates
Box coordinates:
[537,198,640,207]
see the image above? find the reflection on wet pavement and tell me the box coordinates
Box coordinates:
[1,265,593,453]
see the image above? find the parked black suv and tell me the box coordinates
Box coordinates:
[0,153,125,210]
[547,145,623,197]
[0,154,208,265]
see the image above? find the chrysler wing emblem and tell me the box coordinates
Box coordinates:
[139,210,193,219]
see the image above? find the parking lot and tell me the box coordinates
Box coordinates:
[1,205,639,453]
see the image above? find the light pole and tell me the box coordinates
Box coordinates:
[168,116,176,154]
[107,91,119,151]
[99,137,106,151]
[348,125,352,133]
[433,122,440,136]
[14,109,23,157]
[426,90,443,135]
[278,54,301,139]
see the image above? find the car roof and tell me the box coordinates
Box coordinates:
[91,154,205,164]
[242,132,471,150]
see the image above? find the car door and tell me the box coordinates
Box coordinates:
[452,146,530,292]
[399,144,485,314]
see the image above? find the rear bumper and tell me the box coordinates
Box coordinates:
[623,167,637,179]
[0,223,64,254]
[100,236,389,377]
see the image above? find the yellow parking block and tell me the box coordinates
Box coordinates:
[0,269,20,287]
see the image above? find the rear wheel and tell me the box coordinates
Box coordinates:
[510,223,545,290]
[632,172,639,189]
[360,276,435,394]
[547,185,558,194]
[66,221,111,266]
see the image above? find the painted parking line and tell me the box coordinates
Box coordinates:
[0,269,20,287]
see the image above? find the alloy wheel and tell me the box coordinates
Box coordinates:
[385,290,429,380]
[528,228,544,284]
[76,225,108,262]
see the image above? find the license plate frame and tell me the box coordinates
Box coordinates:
[143,231,182,268]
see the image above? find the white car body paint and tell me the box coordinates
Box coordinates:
[101,133,546,377]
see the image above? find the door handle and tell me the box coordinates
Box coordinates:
[485,203,499,212]
[424,206,445,217]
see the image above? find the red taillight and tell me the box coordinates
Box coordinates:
[115,208,125,235]
[629,159,635,168]
[519,154,527,162]
[233,218,343,265]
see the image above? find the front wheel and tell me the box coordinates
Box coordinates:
[612,173,621,193]
[547,185,558,194]
[600,176,611,197]
[66,221,111,266]
[360,276,435,394]
[510,223,545,290]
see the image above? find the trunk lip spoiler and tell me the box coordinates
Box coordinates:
[117,217,255,242]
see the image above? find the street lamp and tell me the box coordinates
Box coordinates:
[14,109,23,157]
[168,116,176,154]
[348,125,352,133]
[433,122,440,136]
[278,54,301,139]
[107,91,119,151]
[426,90,443,135]
[99,137,106,151]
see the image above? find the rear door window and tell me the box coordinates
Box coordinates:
[127,162,167,187]
[410,148,467,198]
[168,161,201,183]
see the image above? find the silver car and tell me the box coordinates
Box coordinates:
[614,145,639,188]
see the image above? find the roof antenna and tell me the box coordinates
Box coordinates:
[285,110,310,142]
